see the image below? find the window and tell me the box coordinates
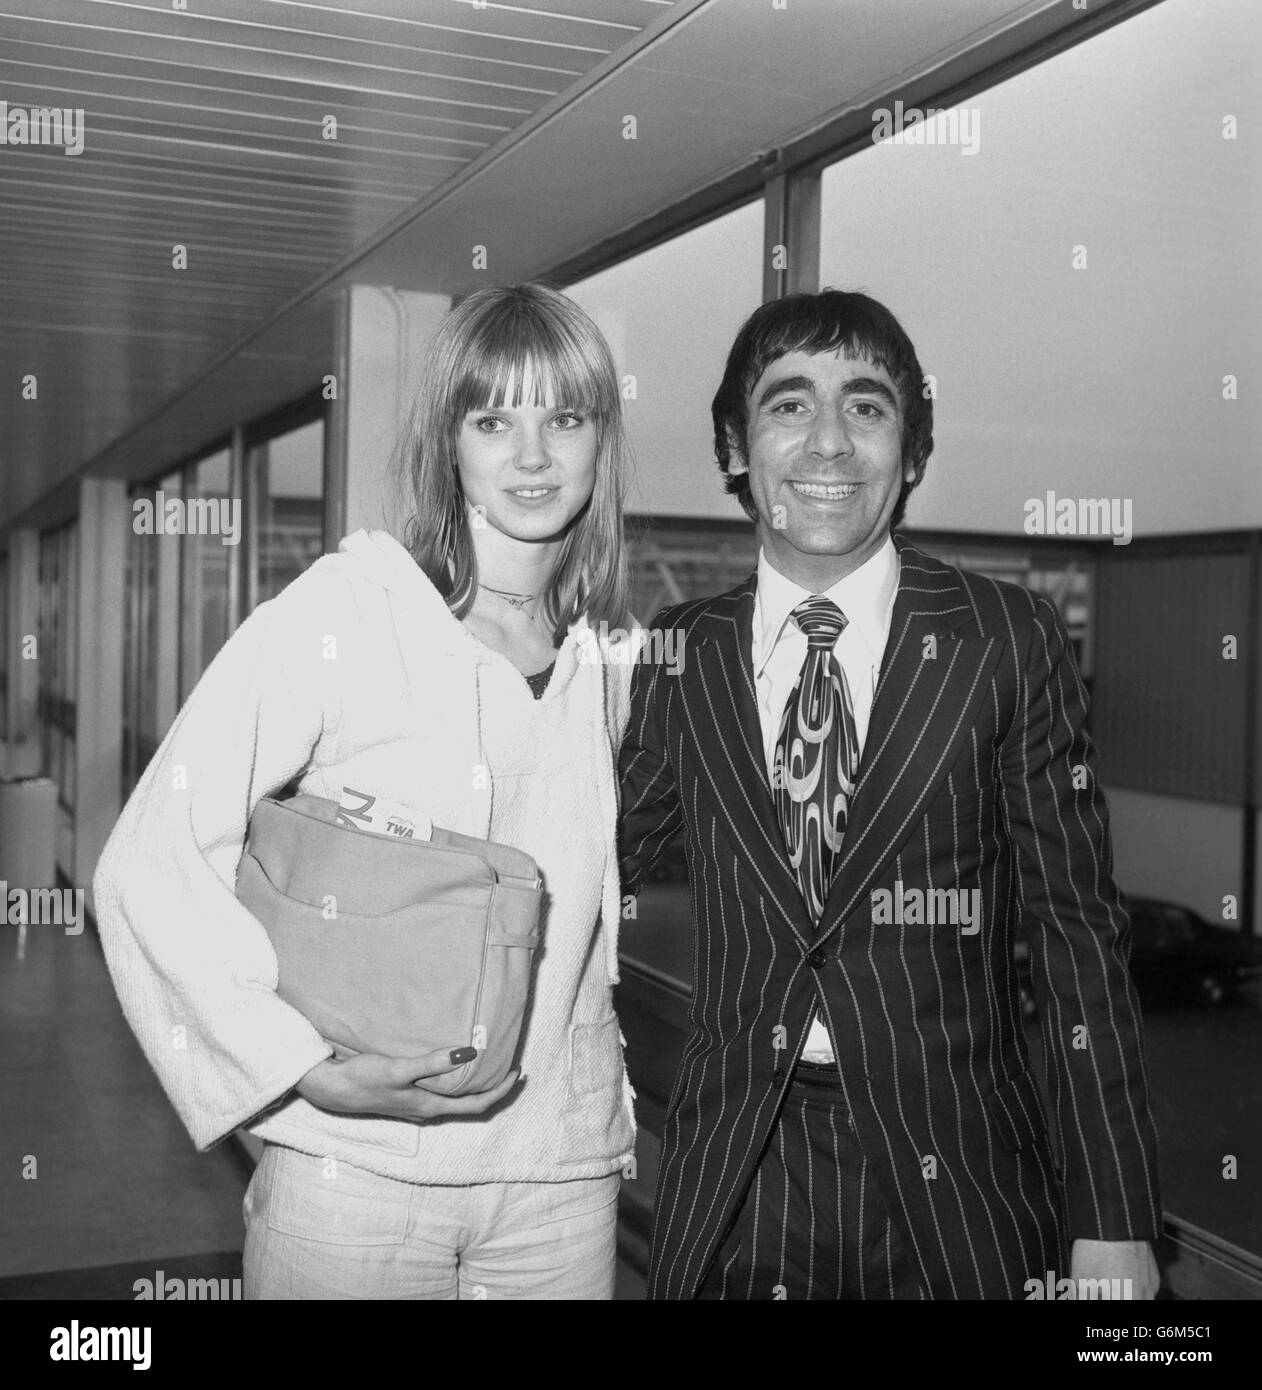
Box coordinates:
[625,518,758,624]
[567,200,764,521]
[817,0,1259,539]
[250,417,325,609]
[36,522,77,812]
[179,447,235,702]
[121,482,162,799]
[121,470,181,797]
[120,398,325,795]
[0,549,8,746]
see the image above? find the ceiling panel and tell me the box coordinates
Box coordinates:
[0,0,681,523]
[0,0,1157,532]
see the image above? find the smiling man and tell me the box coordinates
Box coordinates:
[617,290,1162,1300]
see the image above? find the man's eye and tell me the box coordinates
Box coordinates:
[850,401,884,418]
[771,400,808,415]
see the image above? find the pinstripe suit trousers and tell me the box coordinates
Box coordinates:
[697,1064,924,1300]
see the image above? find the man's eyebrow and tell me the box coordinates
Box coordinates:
[840,376,900,409]
[754,373,901,411]
[755,375,816,409]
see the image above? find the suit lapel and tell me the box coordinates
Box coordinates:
[682,578,814,948]
[677,542,1005,951]
[813,538,1004,947]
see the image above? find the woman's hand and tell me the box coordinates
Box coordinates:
[295,1047,521,1122]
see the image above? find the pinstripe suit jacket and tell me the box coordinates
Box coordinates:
[618,535,1162,1299]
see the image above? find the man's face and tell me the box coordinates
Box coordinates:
[730,349,917,587]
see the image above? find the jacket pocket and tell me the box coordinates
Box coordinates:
[984,1069,1048,1153]
[557,1015,633,1164]
[922,783,995,828]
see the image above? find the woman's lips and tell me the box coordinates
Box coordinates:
[505,486,559,502]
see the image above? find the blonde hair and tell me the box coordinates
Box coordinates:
[395,282,630,644]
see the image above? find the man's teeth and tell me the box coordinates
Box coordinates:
[792,482,860,499]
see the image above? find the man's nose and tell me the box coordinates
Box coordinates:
[806,404,854,460]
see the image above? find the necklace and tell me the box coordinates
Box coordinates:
[482,584,540,612]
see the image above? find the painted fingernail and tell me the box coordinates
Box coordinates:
[450,1047,477,1064]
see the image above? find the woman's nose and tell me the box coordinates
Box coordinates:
[514,427,550,470]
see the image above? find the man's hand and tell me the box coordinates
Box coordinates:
[1070,1238,1159,1299]
[296,1048,521,1123]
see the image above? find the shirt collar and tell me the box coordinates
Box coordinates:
[752,535,900,680]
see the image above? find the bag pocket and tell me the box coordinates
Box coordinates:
[239,855,486,1082]
[237,794,541,1098]
[438,876,540,1097]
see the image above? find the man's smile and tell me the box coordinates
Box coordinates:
[789,481,862,501]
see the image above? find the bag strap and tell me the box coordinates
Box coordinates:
[487,927,541,949]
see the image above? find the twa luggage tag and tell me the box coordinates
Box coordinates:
[336,786,433,842]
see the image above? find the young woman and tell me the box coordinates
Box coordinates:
[94,283,638,1299]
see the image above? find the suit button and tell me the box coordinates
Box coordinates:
[807,949,828,970]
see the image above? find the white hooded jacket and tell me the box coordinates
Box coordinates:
[93,529,637,1183]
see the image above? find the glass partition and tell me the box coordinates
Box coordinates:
[179,448,235,702]
[568,200,765,522]
[37,522,78,812]
[252,418,325,609]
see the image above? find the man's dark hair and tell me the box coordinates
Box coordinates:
[711,289,933,530]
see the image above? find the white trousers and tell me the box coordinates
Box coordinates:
[243,1143,620,1300]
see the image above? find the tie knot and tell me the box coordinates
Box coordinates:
[793,596,847,648]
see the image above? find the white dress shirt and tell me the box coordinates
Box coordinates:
[751,537,901,1063]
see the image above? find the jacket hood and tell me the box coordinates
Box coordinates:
[332,526,639,663]
[337,527,431,594]
[333,527,471,653]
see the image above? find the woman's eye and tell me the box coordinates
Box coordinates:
[551,411,584,429]
[473,415,507,433]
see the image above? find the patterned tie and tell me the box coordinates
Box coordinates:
[773,597,860,925]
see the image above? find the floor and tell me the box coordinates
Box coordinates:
[0,916,250,1288]
[0,915,645,1299]
[4,901,1257,1298]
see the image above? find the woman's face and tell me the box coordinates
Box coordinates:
[455,365,599,546]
